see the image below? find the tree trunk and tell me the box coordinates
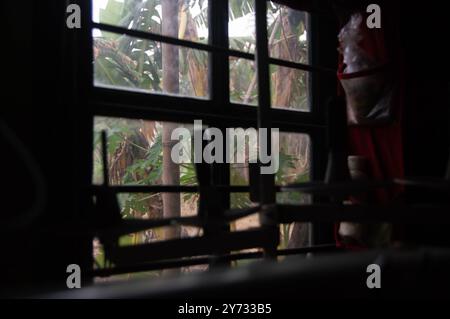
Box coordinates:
[162,0,180,275]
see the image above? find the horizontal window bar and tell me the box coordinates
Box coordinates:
[269,57,336,74]
[93,22,214,52]
[93,207,261,238]
[228,49,255,60]
[90,88,327,128]
[108,228,277,265]
[93,23,252,61]
[90,244,338,277]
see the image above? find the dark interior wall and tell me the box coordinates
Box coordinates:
[399,4,450,245]
[2,0,92,293]
[401,3,450,181]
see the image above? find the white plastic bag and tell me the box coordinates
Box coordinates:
[338,13,394,125]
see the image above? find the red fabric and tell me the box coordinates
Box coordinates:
[335,6,405,249]
[346,7,404,203]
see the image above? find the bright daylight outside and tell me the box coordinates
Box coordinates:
[91,0,311,280]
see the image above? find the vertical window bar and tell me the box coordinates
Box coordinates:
[255,0,278,258]
[209,0,231,267]
[309,10,338,245]
[209,0,230,110]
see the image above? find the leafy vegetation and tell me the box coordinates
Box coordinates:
[92,0,311,276]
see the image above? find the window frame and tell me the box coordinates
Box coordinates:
[74,0,338,267]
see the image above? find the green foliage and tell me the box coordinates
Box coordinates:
[95,0,162,90]
[230,192,252,209]
[99,0,125,28]
[229,0,255,20]
[92,2,311,267]
[122,133,163,185]
[276,152,297,184]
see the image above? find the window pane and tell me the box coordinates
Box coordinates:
[116,192,199,220]
[115,192,201,246]
[228,126,258,186]
[276,132,311,250]
[276,132,311,186]
[267,1,309,64]
[92,0,209,44]
[270,65,310,111]
[230,57,258,105]
[230,163,249,186]
[93,29,209,98]
[229,131,311,187]
[278,223,311,250]
[93,117,198,186]
[229,0,256,53]
[230,192,260,230]
[230,192,261,264]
